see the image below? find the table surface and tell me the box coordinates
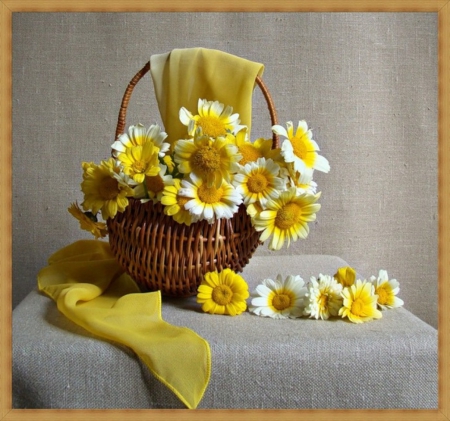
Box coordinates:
[12,255,438,410]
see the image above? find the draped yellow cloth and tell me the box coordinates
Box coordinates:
[38,240,211,409]
[150,47,264,145]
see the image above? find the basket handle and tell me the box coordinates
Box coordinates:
[115,61,279,149]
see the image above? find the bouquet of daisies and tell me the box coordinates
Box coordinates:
[69,99,330,251]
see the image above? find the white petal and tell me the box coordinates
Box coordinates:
[251,297,269,307]
[313,155,330,173]
[111,140,126,153]
[179,107,193,126]
[203,205,214,220]
[255,283,273,297]
[272,125,288,138]
[296,120,309,133]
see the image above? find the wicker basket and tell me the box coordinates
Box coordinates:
[107,61,279,297]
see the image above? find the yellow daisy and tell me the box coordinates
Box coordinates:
[68,202,108,239]
[272,120,330,179]
[234,129,281,166]
[133,164,173,204]
[253,187,321,250]
[117,141,161,184]
[162,154,176,174]
[334,266,357,288]
[303,274,343,320]
[179,99,244,138]
[82,161,96,172]
[233,158,285,206]
[174,130,241,188]
[111,123,169,158]
[246,201,264,219]
[197,269,249,316]
[249,274,307,319]
[339,279,383,323]
[370,270,404,310]
[179,173,242,223]
[81,158,134,220]
[160,178,199,226]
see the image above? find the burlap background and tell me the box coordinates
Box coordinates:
[12,12,438,328]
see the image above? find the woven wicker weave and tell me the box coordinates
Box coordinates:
[107,61,279,297]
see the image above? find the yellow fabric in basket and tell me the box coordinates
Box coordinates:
[37,240,211,410]
[150,47,264,146]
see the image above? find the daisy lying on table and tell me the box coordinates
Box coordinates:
[196,266,403,323]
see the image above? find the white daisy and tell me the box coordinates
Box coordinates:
[283,164,318,195]
[233,158,285,207]
[252,187,321,251]
[303,274,343,320]
[179,99,245,138]
[294,179,317,195]
[161,178,200,226]
[112,123,170,158]
[370,270,404,310]
[249,274,307,319]
[272,120,330,179]
[178,173,243,223]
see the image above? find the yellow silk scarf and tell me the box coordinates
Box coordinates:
[150,47,264,146]
[38,240,211,409]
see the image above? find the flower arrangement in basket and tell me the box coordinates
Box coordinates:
[69,60,330,297]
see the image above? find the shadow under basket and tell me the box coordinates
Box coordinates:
[107,198,262,297]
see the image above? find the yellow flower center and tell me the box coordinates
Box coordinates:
[376,286,390,305]
[319,294,328,310]
[247,173,269,193]
[272,293,291,311]
[177,195,190,208]
[275,202,302,230]
[98,177,120,200]
[290,136,308,159]
[145,175,165,194]
[351,298,365,316]
[132,160,146,174]
[198,184,223,204]
[212,284,233,305]
[197,116,227,138]
[192,145,221,174]
[239,144,262,165]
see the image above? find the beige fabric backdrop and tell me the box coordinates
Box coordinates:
[12,12,438,328]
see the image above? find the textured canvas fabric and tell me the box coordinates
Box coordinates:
[12,13,438,329]
[13,255,437,409]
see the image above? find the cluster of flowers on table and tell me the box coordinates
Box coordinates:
[68,98,330,250]
[196,267,404,323]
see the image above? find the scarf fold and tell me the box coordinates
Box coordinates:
[150,47,264,145]
[38,240,211,409]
